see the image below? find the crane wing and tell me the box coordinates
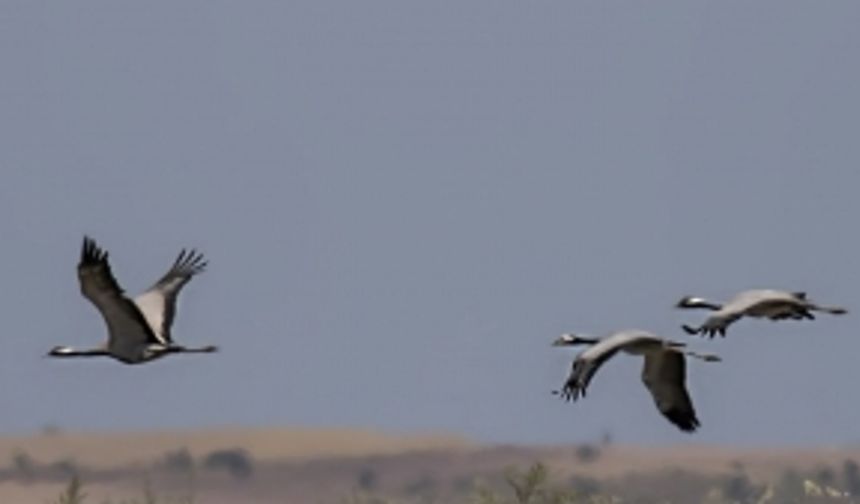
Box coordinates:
[78,237,159,347]
[641,350,700,432]
[134,249,207,344]
[557,347,621,401]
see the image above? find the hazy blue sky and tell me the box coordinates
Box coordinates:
[1,1,859,446]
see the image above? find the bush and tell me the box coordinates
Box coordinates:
[844,459,860,495]
[815,464,837,487]
[574,445,600,464]
[403,474,438,502]
[568,475,601,497]
[161,448,195,474]
[202,448,253,480]
[50,475,86,504]
[48,458,79,479]
[11,450,35,480]
[357,467,379,492]
[721,468,763,504]
[471,463,580,504]
[775,468,805,501]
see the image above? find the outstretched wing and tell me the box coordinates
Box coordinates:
[557,347,621,402]
[641,350,700,432]
[682,313,739,338]
[133,249,207,344]
[78,236,159,347]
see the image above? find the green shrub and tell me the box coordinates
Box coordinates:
[50,475,86,504]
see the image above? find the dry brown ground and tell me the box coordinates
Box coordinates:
[0,426,472,469]
[1,428,859,503]
[539,444,860,481]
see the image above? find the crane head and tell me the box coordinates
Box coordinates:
[552,333,598,346]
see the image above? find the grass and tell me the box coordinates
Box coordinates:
[49,475,86,504]
[48,476,195,504]
[49,461,860,504]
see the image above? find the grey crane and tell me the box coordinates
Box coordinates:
[48,236,218,364]
[552,330,720,433]
[677,289,847,337]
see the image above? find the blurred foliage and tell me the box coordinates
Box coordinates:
[49,476,196,504]
[46,459,860,504]
[573,445,601,465]
[402,474,439,502]
[201,448,253,480]
[844,459,860,495]
[721,466,766,503]
[160,448,194,475]
[11,450,35,480]
[470,462,609,504]
[50,475,86,504]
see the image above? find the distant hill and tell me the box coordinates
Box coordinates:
[0,426,473,468]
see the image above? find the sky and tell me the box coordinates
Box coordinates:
[1,1,859,446]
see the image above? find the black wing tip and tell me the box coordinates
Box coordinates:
[171,248,208,276]
[681,325,699,336]
[664,408,700,433]
[682,324,725,338]
[553,383,585,403]
[80,235,108,264]
[82,235,93,254]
